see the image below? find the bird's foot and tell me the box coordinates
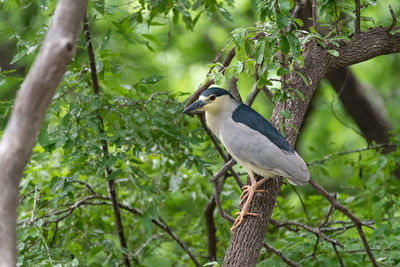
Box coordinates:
[239,185,265,205]
[230,211,260,232]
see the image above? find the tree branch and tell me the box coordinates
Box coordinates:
[83,15,131,267]
[263,242,299,267]
[204,195,217,261]
[185,47,235,108]
[0,1,88,265]
[355,0,361,36]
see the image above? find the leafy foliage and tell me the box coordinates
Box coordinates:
[0,0,399,266]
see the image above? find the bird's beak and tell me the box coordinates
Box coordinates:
[182,100,206,115]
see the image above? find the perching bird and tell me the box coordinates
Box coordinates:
[183,87,310,232]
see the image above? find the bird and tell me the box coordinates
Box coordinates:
[182,87,310,232]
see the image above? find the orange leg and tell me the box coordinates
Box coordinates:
[231,173,269,232]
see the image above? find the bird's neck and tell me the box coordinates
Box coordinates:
[205,99,238,138]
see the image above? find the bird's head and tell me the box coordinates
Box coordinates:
[182,87,235,115]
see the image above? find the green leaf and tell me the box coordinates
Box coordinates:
[233,62,244,77]
[280,35,290,54]
[296,71,309,85]
[214,72,224,85]
[106,170,121,181]
[219,7,233,22]
[327,49,339,57]
[286,32,300,58]
[279,109,291,119]
[204,261,220,267]
[92,0,105,14]
[293,88,304,101]
[255,40,266,64]
[278,0,291,14]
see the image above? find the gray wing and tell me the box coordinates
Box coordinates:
[220,120,310,185]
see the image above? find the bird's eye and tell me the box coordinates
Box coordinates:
[210,95,216,101]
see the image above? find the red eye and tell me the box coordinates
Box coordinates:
[210,95,216,101]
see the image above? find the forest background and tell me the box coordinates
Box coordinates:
[0,0,399,266]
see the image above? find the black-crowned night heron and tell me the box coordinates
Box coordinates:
[183,87,310,232]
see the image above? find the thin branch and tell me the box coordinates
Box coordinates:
[261,85,274,103]
[211,159,237,182]
[271,220,343,248]
[388,5,397,31]
[308,178,378,266]
[204,195,217,261]
[29,186,38,225]
[263,242,299,267]
[133,233,163,257]
[332,244,345,267]
[229,76,242,103]
[213,176,235,224]
[312,0,317,31]
[307,143,396,165]
[83,15,131,267]
[244,84,260,106]
[185,47,235,108]
[355,0,361,36]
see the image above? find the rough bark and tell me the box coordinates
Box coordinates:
[223,28,400,265]
[0,1,88,266]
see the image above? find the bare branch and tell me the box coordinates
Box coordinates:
[211,159,237,182]
[0,1,88,265]
[308,178,378,266]
[263,242,299,267]
[307,143,396,166]
[388,5,397,31]
[355,0,361,36]
[229,76,242,103]
[204,195,217,261]
[312,0,317,31]
[271,220,343,248]
[244,84,260,106]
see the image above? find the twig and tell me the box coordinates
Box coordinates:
[307,143,395,165]
[312,0,317,31]
[83,15,131,267]
[388,5,397,32]
[29,186,38,225]
[244,84,260,106]
[355,0,361,36]
[211,159,237,182]
[185,47,236,108]
[212,176,235,223]
[271,220,343,247]
[332,244,345,267]
[133,233,163,257]
[204,195,217,261]
[261,85,273,102]
[263,242,299,267]
[40,233,53,265]
[229,76,242,103]
[311,236,319,259]
[308,178,378,266]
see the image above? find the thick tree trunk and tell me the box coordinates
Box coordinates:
[0,1,88,266]
[223,28,400,265]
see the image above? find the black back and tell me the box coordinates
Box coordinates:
[232,104,294,153]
